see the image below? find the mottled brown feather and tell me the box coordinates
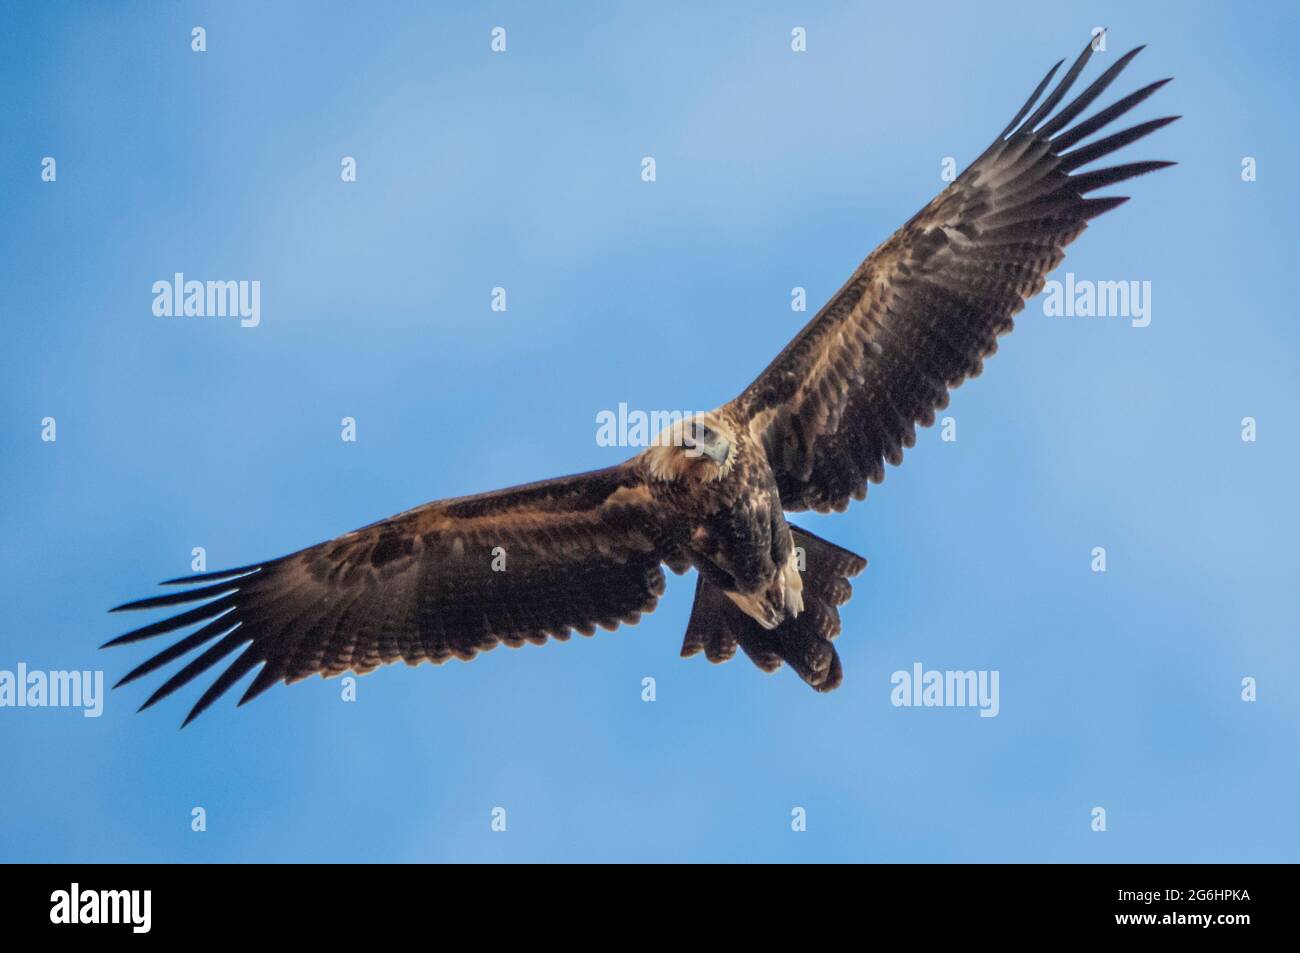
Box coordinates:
[733,39,1176,513]
[108,465,674,725]
[681,525,867,691]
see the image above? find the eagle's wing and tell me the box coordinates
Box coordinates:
[731,39,1176,513]
[106,465,673,725]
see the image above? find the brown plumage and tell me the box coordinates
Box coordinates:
[736,40,1175,512]
[107,36,1175,724]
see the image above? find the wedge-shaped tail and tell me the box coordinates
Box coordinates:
[681,526,867,691]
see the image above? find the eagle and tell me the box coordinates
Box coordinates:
[107,36,1175,725]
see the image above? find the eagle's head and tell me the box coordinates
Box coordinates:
[643,413,736,482]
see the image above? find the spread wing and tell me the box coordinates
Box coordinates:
[105,465,673,725]
[732,38,1177,513]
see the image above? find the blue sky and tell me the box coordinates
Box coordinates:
[2,1,1297,862]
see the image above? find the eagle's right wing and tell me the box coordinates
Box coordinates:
[731,37,1176,513]
[106,465,675,725]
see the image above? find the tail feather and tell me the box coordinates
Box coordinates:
[681,525,866,692]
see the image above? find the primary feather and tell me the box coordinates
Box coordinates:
[733,37,1176,512]
[107,35,1174,724]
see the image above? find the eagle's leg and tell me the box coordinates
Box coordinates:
[680,525,867,691]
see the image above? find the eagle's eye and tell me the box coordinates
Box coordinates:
[684,421,714,444]
[680,420,729,467]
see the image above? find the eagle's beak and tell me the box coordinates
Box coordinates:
[684,436,729,466]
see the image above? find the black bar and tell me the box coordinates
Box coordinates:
[0,863,1279,939]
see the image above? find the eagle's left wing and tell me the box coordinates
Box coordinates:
[731,38,1176,513]
[106,465,674,725]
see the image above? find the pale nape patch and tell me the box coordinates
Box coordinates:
[641,412,736,483]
